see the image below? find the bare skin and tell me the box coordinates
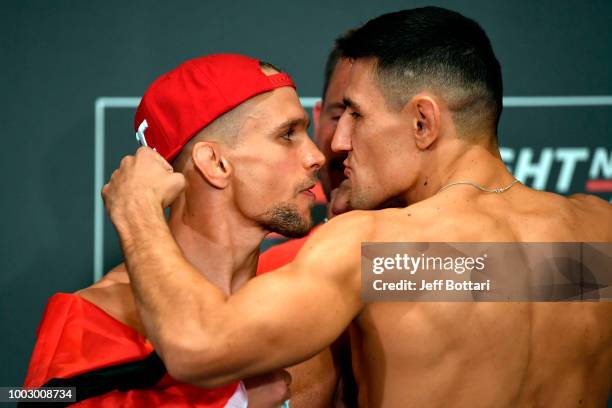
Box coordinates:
[76,268,145,334]
[102,59,612,407]
[284,347,339,407]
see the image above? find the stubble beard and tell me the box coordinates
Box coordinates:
[258,202,312,238]
[348,183,377,210]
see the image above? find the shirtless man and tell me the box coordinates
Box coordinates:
[103,7,612,407]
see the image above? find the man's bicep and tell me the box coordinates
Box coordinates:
[225,255,360,377]
[192,212,372,385]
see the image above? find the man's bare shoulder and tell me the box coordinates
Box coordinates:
[362,201,467,242]
[518,188,610,214]
[403,187,610,242]
[302,210,379,248]
[568,193,612,213]
[565,193,611,240]
[288,211,379,284]
[75,265,129,305]
[74,267,144,334]
[75,282,128,309]
[299,207,433,251]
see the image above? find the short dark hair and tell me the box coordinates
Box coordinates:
[321,29,354,101]
[259,60,282,73]
[339,7,503,137]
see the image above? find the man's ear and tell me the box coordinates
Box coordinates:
[312,100,322,133]
[191,141,232,189]
[405,93,440,151]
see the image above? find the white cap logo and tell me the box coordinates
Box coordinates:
[135,119,149,147]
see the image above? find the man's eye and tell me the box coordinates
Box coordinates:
[281,129,294,141]
[331,108,346,122]
[350,111,361,119]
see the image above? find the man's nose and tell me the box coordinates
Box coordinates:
[331,112,352,153]
[303,136,325,170]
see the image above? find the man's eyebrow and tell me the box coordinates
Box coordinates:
[269,116,310,134]
[324,102,346,113]
[343,97,360,111]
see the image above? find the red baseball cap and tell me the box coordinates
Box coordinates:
[134,54,296,162]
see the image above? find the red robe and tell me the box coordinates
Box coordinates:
[24,293,244,407]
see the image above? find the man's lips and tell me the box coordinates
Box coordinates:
[300,184,317,199]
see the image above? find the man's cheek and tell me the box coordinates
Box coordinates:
[275,159,299,177]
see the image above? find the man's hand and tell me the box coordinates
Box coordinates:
[328,179,407,220]
[244,370,292,408]
[101,147,185,223]
[328,179,352,219]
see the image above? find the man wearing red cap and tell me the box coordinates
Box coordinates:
[24,54,325,407]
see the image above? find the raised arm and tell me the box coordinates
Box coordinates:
[102,148,366,387]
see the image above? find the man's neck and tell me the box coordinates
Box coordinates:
[404,141,515,204]
[167,194,267,295]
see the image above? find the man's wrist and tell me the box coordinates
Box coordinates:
[111,194,166,238]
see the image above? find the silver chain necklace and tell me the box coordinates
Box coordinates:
[437,179,519,194]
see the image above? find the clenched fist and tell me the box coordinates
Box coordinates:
[243,369,292,408]
[101,147,186,223]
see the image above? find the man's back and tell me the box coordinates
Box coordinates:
[354,187,612,407]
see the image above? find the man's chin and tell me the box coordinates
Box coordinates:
[269,216,312,238]
[347,190,371,210]
[349,190,385,211]
[258,205,313,238]
[350,191,407,211]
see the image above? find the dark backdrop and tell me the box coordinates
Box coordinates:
[1,0,610,402]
